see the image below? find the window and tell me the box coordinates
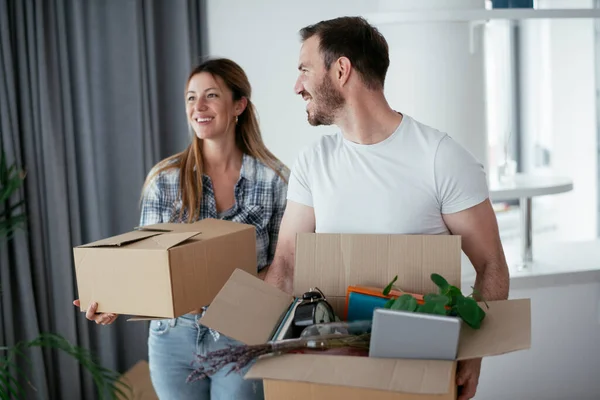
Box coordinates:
[483,3,599,250]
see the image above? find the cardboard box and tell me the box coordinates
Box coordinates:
[117,360,158,400]
[74,218,257,319]
[200,233,531,399]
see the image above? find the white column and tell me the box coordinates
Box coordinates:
[374,0,490,170]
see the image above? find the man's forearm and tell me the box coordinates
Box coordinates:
[263,254,294,294]
[473,257,510,302]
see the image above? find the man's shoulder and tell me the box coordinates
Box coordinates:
[404,115,481,163]
[402,114,449,146]
[297,131,342,160]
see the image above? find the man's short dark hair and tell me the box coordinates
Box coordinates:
[299,16,390,90]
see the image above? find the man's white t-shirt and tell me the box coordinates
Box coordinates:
[287,114,490,234]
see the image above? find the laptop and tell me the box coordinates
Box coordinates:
[368,308,462,361]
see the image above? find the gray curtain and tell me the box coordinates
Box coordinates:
[0,0,206,398]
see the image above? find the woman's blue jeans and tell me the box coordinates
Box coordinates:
[148,313,264,400]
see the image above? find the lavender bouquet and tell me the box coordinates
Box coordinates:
[186,331,371,383]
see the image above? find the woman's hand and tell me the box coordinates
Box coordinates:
[73,299,119,325]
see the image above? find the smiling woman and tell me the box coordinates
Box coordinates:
[73,58,290,400]
[186,72,243,141]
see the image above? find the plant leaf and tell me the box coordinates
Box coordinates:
[417,301,448,315]
[383,298,396,309]
[456,296,486,329]
[0,213,27,237]
[2,333,132,400]
[0,169,25,204]
[430,273,449,292]
[382,275,398,296]
[423,293,451,306]
[390,294,418,312]
[446,286,463,307]
[0,359,26,399]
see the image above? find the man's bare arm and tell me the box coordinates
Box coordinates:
[442,198,510,301]
[262,201,316,294]
[443,198,510,400]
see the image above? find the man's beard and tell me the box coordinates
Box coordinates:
[306,75,345,126]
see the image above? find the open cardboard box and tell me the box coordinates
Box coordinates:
[201,233,531,400]
[73,218,256,319]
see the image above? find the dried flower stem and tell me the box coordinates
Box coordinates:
[186,333,371,383]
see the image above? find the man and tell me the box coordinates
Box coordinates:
[263,16,510,400]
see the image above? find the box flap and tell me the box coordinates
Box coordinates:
[126,316,165,321]
[200,269,293,345]
[142,231,201,250]
[294,234,462,297]
[137,222,195,232]
[457,298,531,360]
[140,218,254,240]
[246,354,455,395]
[78,231,162,248]
[93,231,201,251]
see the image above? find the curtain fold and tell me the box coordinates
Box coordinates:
[0,1,206,398]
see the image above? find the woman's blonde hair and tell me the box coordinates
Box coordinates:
[142,58,287,223]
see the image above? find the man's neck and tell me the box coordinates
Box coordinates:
[336,93,403,145]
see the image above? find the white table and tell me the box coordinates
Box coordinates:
[489,174,573,267]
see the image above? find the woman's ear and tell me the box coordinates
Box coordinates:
[235,96,248,117]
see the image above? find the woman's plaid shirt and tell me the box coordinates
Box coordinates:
[139,153,289,271]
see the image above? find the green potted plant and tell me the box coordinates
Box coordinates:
[382,273,488,329]
[0,146,131,399]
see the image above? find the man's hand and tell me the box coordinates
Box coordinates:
[457,358,482,400]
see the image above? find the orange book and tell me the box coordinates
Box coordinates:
[344,286,425,321]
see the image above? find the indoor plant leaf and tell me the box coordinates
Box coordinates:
[383,298,395,309]
[390,294,418,312]
[456,296,486,329]
[382,275,398,296]
[446,286,463,307]
[423,293,451,305]
[0,359,26,399]
[417,301,448,315]
[430,273,449,292]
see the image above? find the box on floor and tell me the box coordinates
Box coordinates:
[201,233,531,400]
[117,360,158,400]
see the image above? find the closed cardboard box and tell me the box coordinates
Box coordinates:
[201,233,531,399]
[74,218,257,319]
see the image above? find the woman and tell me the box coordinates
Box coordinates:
[74,58,289,399]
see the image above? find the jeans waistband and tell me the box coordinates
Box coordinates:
[169,306,209,327]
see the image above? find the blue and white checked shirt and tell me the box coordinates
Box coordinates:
[139,153,290,271]
[139,153,289,340]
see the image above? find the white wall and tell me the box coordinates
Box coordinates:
[547,6,598,241]
[377,0,489,169]
[207,0,371,168]
[206,0,489,169]
[471,280,600,400]
[519,0,598,241]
